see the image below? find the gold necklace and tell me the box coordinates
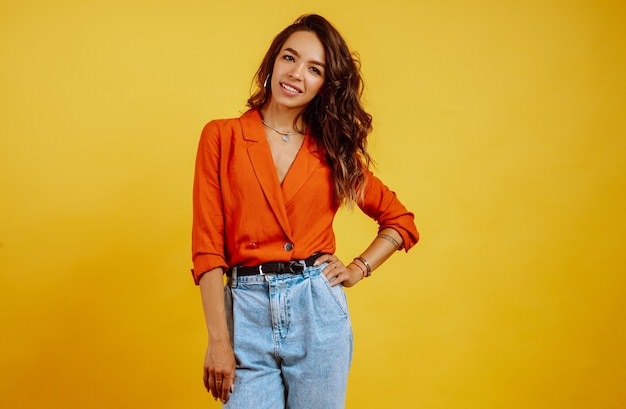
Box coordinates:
[261,119,298,142]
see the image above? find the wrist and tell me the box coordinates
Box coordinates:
[349,262,366,280]
[352,256,372,278]
[207,320,231,343]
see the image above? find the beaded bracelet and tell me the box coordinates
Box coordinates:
[354,256,372,277]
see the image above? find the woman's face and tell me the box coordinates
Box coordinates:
[269,30,326,111]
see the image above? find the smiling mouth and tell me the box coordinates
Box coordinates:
[280,82,302,94]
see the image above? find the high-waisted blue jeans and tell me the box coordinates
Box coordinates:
[223,263,353,409]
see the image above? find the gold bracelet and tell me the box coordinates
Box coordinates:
[354,256,372,277]
[377,233,400,250]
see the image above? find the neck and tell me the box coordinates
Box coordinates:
[260,103,303,133]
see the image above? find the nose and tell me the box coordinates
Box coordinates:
[289,63,305,79]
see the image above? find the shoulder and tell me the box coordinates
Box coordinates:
[201,116,239,134]
[199,110,248,143]
[201,109,260,137]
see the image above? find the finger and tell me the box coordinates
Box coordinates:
[340,265,363,288]
[329,264,349,282]
[208,373,219,399]
[322,262,337,278]
[328,268,347,286]
[330,264,359,286]
[322,259,343,276]
[216,378,223,399]
[220,378,232,403]
[313,254,335,266]
[218,374,234,403]
[203,368,209,391]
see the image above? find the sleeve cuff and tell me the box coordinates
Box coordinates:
[191,253,228,285]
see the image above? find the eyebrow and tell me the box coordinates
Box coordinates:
[284,47,325,68]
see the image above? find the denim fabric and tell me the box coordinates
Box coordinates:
[224,263,353,409]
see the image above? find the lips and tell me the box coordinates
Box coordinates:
[280,82,302,94]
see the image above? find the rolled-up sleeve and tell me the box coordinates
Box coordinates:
[358,170,419,251]
[191,121,228,284]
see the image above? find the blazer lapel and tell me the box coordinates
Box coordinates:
[240,110,293,237]
[281,134,323,205]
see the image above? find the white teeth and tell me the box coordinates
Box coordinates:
[281,83,300,93]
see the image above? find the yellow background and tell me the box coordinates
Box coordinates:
[1,0,624,408]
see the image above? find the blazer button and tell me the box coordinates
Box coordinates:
[283,242,294,251]
[246,242,258,249]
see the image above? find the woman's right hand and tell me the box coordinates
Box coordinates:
[203,338,236,403]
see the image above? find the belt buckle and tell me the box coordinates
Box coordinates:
[289,261,304,273]
[259,265,265,275]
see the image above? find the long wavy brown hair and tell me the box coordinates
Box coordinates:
[248,14,373,208]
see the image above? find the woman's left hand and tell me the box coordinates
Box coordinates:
[314,254,363,287]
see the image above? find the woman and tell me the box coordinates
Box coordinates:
[192,14,419,408]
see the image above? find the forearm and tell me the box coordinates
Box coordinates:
[351,227,403,277]
[198,267,235,402]
[198,268,230,343]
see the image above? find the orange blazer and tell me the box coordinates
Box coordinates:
[191,109,418,284]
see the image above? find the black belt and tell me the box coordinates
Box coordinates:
[227,253,323,277]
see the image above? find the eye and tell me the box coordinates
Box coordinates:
[283,54,295,62]
[310,66,323,76]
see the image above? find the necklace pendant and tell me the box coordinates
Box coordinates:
[282,135,289,142]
